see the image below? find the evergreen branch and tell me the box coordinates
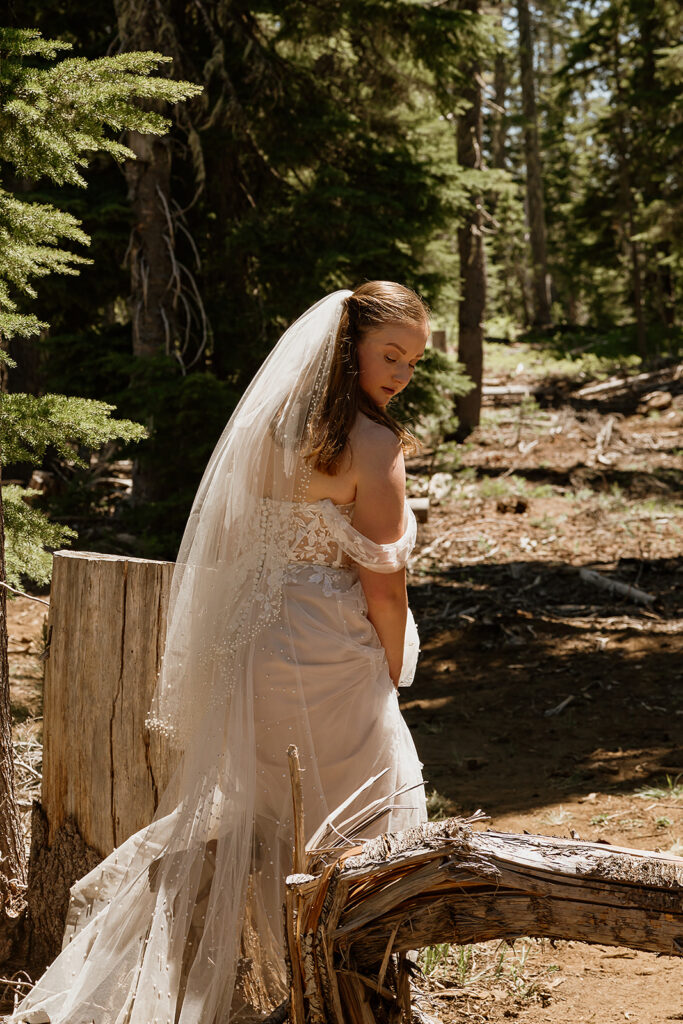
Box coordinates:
[0,28,203,186]
[0,394,148,466]
[2,484,77,589]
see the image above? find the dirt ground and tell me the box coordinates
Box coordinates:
[4,348,683,1021]
[403,355,683,1023]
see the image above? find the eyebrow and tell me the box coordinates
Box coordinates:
[386,342,424,359]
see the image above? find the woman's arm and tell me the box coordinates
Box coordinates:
[351,420,408,688]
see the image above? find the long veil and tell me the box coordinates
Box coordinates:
[10,290,354,1024]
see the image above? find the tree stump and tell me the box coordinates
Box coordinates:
[26,550,177,966]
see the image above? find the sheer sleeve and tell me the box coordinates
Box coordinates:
[321,498,417,573]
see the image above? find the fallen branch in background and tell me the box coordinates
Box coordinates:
[578,567,655,607]
[283,749,683,1024]
[575,364,682,400]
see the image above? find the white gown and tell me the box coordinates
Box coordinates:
[9,497,426,1024]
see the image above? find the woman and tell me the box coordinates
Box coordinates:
[10,281,429,1024]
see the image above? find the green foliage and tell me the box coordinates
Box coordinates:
[0,394,145,585]
[550,0,683,335]
[111,363,240,558]
[0,25,198,583]
[0,28,201,187]
[0,189,91,340]
[2,484,76,587]
[0,393,146,466]
[0,26,201,341]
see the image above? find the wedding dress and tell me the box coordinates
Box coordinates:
[8,291,427,1024]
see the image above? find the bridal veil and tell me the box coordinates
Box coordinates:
[9,289,423,1024]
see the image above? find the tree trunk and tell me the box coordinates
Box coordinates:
[455,0,486,439]
[610,26,647,361]
[491,49,507,173]
[0,490,26,890]
[25,550,177,967]
[114,0,179,504]
[517,0,552,327]
[0,344,29,965]
[284,815,683,1024]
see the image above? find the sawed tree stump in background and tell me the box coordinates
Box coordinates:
[26,550,177,967]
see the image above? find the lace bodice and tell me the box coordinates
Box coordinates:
[261,496,417,573]
[288,500,355,568]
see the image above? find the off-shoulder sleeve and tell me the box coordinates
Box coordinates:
[321,498,417,573]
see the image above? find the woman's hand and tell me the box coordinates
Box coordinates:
[350,416,408,688]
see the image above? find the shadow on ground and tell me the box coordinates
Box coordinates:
[403,556,683,820]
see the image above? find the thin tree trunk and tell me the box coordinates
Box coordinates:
[455,1,486,438]
[517,0,552,327]
[491,49,507,173]
[115,0,178,504]
[0,489,25,890]
[0,342,29,964]
[610,25,647,361]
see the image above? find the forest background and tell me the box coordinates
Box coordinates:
[0,1,682,1012]
[2,0,682,572]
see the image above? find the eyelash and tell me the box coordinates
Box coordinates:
[385,355,417,369]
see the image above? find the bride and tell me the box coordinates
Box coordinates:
[10,281,430,1024]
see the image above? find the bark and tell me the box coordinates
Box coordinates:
[517,0,552,327]
[0,484,25,887]
[114,0,178,503]
[0,343,29,966]
[455,0,486,439]
[491,49,507,173]
[611,28,647,360]
[39,551,177,853]
[284,816,683,1024]
[24,803,101,970]
[23,550,177,960]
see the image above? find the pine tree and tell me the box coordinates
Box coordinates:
[556,0,683,349]
[0,25,200,950]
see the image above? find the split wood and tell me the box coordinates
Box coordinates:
[283,750,683,1024]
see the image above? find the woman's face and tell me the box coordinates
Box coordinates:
[356,321,429,408]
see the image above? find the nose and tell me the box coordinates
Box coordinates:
[392,365,411,385]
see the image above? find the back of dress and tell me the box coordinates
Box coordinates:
[8,290,426,1024]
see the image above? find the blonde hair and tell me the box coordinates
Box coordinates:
[306,281,429,474]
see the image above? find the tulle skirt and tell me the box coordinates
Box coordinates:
[9,565,426,1024]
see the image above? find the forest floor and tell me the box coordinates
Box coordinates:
[4,341,683,1022]
[404,343,683,1024]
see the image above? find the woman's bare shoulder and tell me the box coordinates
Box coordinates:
[349,414,405,536]
[349,412,403,467]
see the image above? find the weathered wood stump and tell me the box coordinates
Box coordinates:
[27,550,177,966]
[284,816,683,1024]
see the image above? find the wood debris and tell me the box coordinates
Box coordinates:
[282,749,683,1024]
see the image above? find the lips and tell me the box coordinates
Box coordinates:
[381,387,395,396]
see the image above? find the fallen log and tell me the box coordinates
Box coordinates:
[284,788,683,1023]
[574,364,681,400]
[578,567,655,607]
